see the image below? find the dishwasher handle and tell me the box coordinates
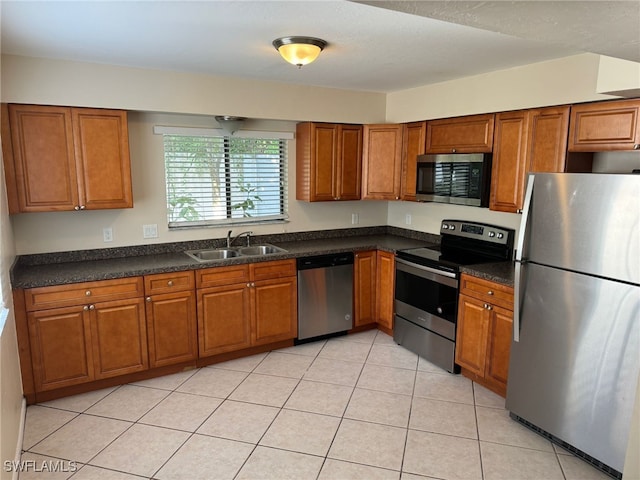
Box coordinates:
[297,252,354,270]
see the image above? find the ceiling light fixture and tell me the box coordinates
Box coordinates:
[215,115,246,135]
[272,36,327,68]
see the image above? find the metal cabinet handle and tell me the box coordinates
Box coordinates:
[146,297,152,302]
[452,148,456,153]
[634,144,639,150]
[167,280,174,287]
[83,306,89,311]
[85,290,91,296]
[487,290,494,295]
[89,305,95,310]
[74,205,86,210]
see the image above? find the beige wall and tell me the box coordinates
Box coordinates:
[0,49,25,480]
[1,55,387,124]
[385,53,615,122]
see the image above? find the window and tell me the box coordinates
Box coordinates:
[156,126,290,228]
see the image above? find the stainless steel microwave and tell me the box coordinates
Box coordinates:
[415,153,492,207]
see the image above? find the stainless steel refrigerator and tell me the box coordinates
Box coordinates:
[506,173,640,478]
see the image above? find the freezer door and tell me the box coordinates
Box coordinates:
[523,173,639,284]
[506,262,640,472]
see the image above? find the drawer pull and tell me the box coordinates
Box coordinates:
[146,297,152,302]
[167,280,174,287]
[85,290,92,296]
[487,290,494,295]
[89,305,95,310]
[83,306,89,311]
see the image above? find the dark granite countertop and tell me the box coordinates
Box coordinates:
[11,227,437,289]
[460,262,515,287]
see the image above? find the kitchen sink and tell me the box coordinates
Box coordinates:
[184,244,287,262]
[185,248,240,262]
[238,244,287,256]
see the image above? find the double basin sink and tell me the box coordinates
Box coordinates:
[185,244,287,263]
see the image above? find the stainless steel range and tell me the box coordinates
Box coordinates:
[394,219,515,373]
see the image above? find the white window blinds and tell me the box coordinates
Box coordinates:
[159,129,289,228]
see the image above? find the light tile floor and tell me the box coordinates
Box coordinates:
[18,330,612,480]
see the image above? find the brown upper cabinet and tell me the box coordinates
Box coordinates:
[426,114,495,153]
[296,122,363,201]
[2,104,133,214]
[400,121,427,201]
[568,98,640,151]
[490,106,570,213]
[362,124,403,200]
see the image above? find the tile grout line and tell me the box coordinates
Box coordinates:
[312,332,376,479]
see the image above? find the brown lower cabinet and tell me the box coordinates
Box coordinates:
[144,271,197,368]
[455,274,514,397]
[197,259,297,357]
[376,251,395,332]
[354,250,377,327]
[27,293,148,392]
[353,250,395,332]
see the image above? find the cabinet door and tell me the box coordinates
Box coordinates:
[426,114,495,153]
[198,283,251,356]
[8,104,79,212]
[455,294,489,377]
[336,124,363,200]
[354,251,377,327]
[485,305,513,396]
[72,108,133,209]
[146,290,197,368]
[251,276,297,345]
[362,124,403,200]
[490,110,530,213]
[28,306,94,391]
[568,99,640,151]
[296,122,337,201]
[91,298,148,379]
[527,106,570,172]
[376,251,395,331]
[401,121,426,201]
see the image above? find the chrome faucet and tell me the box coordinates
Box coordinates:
[226,230,253,248]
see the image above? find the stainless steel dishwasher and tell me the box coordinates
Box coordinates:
[297,252,354,342]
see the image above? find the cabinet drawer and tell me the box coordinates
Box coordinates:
[197,264,250,288]
[25,277,144,312]
[144,271,194,294]
[250,259,296,281]
[459,274,513,310]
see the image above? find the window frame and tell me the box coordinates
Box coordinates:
[155,125,292,229]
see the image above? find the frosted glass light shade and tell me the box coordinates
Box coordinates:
[272,37,327,68]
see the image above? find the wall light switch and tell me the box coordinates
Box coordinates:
[103,227,113,242]
[405,214,412,225]
[351,213,359,225]
[143,224,158,239]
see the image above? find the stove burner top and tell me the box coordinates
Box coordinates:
[397,219,515,274]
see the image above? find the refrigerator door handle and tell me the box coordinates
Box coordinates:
[515,174,535,262]
[513,260,524,342]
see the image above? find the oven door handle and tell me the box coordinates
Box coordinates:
[395,258,458,280]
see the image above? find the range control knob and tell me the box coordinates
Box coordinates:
[488,231,496,238]
[442,224,449,230]
[497,232,504,239]
[449,224,456,231]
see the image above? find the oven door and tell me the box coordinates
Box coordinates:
[394,258,459,341]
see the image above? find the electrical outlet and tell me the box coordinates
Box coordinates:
[103,227,113,242]
[143,224,158,239]
[351,213,359,225]
[405,214,412,225]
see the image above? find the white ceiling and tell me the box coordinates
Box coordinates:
[1,1,638,93]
